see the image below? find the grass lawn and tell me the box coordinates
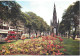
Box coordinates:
[0,39,31,50]
[62,37,80,55]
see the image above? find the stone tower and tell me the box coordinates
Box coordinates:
[51,3,58,35]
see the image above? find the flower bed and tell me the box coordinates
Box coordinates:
[0,35,66,55]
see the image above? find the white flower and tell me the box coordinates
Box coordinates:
[2,49,5,52]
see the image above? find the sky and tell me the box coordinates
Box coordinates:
[16,0,77,25]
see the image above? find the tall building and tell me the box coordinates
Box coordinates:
[50,3,59,35]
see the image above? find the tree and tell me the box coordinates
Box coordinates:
[71,1,79,40]
[26,12,50,37]
[0,1,22,30]
[0,1,50,39]
[0,1,21,22]
[20,12,32,38]
[59,1,79,39]
[0,1,22,40]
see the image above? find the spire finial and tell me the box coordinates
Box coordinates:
[54,3,55,7]
[58,19,59,24]
[54,2,56,8]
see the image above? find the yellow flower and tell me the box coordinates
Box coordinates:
[35,44,37,46]
[31,44,33,47]
[37,47,41,50]
[4,53,7,55]
[53,48,55,50]
[25,49,28,52]
[18,48,21,50]
[35,49,37,51]
[6,50,10,54]
[53,52,55,55]
[30,48,34,51]
[46,53,49,55]
[40,51,43,54]
[27,46,29,48]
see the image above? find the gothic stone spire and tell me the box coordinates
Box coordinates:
[53,3,57,27]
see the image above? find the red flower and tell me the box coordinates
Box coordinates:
[55,45,58,48]
[47,45,50,48]
[46,36,48,40]
[13,36,16,39]
[55,52,63,55]
[60,38,63,42]
[21,37,26,40]
[30,37,33,39]
[36,36,38,38]
[51,33,54,36]
[50,44,55,47]
[7,40,11,43]
[55,53,58,55]
[41,36,44,38]
[58,37,61,39]
[64,49,67,51]
[0,50,1,53]
[58,37,63,42]
[54,35,58,38]
[60,46,64,48]
[58,46,62,49]
[42,38,45,41]
[10,36,13,39]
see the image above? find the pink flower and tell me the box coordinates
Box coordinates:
[49,41,51,44]
[58,50,60,53]
[2,46,6,49]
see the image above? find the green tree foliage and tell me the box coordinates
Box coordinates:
[0,1,21,21]
[18,12,50,37]
[26,12,50,36]
[0,1,22,31]
[20,12,32,37]
[59,1,79,39]
[0,1,50,37]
